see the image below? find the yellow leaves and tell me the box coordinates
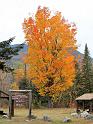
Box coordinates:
[39,88,46,96]
[10,82,19,90]
[64,55,74,64]
[49,12,61,27]
[14,68,24,82]
[22,6,77,99]
[35,6,50,30]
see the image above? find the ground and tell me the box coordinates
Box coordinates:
[0,108,93,124]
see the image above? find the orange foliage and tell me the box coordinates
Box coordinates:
[14,68,24,83]
[23,7,77,99]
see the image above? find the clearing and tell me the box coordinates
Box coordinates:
[0,108,93,124]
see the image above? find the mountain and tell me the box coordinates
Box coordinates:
[11,44,27,61]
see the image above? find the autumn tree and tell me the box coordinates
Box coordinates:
[13,63,27,89]
[14,68,24,82]
[23,7,77,100]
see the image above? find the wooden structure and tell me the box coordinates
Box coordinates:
[12,94,28,107]
[8,90,32,120]
[0,89,32,120]
[0,90,14,116]
[76,93,93,112]
[0,90,9,99]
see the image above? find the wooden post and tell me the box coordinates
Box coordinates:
[28,90,32,120]
[0,91,1,97]
[9,91,12,119]
[83,100,85,111]
[11,100,14,117]
[76,100,79,112]
[90,100,92,112]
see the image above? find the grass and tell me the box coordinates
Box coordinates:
[0,108,93,124]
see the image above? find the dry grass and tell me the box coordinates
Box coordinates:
[0,108,93,124]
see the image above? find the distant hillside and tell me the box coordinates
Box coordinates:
[12,44,27,61]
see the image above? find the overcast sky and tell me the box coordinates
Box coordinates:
[0,0,93,56]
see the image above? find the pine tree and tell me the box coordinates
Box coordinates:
[0,37,24,72]
[70,62,82,99]
[81,44,93,93]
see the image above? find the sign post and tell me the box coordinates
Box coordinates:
[8,90,32,120]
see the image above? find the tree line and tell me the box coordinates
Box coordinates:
[61,44,93,107]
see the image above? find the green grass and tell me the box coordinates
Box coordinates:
[0,108,93,124]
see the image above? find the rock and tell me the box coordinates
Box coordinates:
[63,117,71,123]
[71,112,80,118]
[31,115,37,119]
[85,114,93,120]
[43,115,52,122]
[80,111,89,118]
[71,112,78,116]
[2,115,8,119]
[71,111,90,118]
[25,119,30,122]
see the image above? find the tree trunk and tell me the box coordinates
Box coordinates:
[48,97,53,108]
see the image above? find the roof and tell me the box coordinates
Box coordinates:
[76,93,93,101]
[0,90,9,99]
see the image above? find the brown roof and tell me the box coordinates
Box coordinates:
[0,90,9,99]
[76,93,93,101]
[0,90,9,96]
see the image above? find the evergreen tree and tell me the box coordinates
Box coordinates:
[0,37,24,72]
[70,62,82,100]
[19,78,28,90]
[81,44,93,93]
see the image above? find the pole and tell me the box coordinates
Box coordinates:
[83,100,85,111]
[76,100,79,112]
[9,91,12,119]
[28,90,32,120]
[11,100,14,117]
[90,100,92,112]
